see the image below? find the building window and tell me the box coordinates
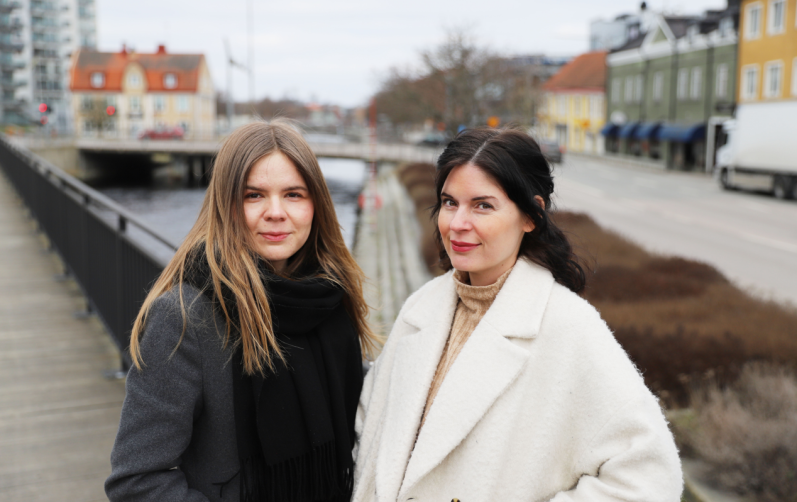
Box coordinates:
[90,72,104,88]
[129,95,141,112]
[653,71,664,102]
[557,95,566,116]
[178,121,189,134]
[611,78,621,103]
[625,76,634,103]
[163,73,177,89]
[792,58,797,96]
[677,68,689,100]
[746,2,762,39]
[127,73,141,87]
[768,0,785,34]
[690,67,702,100]
[741,65,759,100]
[716,64,729,98]
[634,75,644,103]
[590,95,603,119]
[573,96,581,117]
[719,17,733,37]
[106,95,116,107]
[81,95,92,110]
[177,95,190,112]
[763,61,783,98]
[154,95,166,112]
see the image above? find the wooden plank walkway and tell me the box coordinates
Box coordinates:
[0,172,125,501]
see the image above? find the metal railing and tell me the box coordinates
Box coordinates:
[0,135,177,369]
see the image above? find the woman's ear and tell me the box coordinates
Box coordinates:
[534,195,546,211]
[523,195,546,233]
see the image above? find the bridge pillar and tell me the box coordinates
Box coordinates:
[185,155,196,187]
[201,156,212,186]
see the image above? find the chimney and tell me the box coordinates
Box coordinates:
[640,1,647,11]
[156,44,167,54]
[120,43,128,55]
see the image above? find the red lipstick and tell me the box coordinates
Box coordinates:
[450,240,479,252]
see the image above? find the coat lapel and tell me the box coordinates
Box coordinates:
[398,259,555,500]
[374,273,458,502]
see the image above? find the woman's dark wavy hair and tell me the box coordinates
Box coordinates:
[431,127,586,293]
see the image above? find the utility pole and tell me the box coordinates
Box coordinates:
[224,38,248,132]
[248,0,255,111]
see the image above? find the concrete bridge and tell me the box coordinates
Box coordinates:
[9,136,443,181]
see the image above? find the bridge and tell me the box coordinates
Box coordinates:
[8,136,443,182]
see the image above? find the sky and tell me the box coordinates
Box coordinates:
[96,0,729,108]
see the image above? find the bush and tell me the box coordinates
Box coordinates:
[677,363,797,501]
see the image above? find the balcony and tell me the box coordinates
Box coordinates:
[0,77,24,90]
[0,1,21,14]
[0,58,23,70]
[0,18,22,33]
[0,40,23,52]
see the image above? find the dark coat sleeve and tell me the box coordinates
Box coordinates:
[105,292,209,502]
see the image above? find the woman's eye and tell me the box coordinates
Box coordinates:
[245,192,261,199]
[476,202,493,210]
[286,192,302,199]
[442,199,456,207]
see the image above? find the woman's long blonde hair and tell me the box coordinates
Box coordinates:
[129,119,378,374]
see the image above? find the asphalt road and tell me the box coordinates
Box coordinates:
[552,154,797,307]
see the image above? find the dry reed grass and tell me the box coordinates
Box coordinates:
[675,363,797,500]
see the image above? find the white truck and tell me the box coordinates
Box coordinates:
[715,101,797,200]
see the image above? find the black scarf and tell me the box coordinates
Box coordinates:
[185,250,363,502]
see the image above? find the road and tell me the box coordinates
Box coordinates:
[553,154,797,307]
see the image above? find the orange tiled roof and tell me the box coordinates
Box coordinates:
[543,51,607,92]
[70,46,205,92]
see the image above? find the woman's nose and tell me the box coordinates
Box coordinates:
[263,196,287,220]
[449,207,472,232]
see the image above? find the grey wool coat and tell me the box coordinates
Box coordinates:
[106,284,241,502]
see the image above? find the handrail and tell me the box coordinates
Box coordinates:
[0,134,179,370]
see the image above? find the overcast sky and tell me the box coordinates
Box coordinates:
[96,0,729,108]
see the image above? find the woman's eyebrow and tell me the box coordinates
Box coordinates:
[245,185,308,192]
[440,191,498,202]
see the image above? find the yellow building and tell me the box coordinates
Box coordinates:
[537,51,607,154]
[738,0,797,103]
[69,45,216,140]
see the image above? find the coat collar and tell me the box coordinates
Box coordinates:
[375,258,556,501]
[403,257,556,339]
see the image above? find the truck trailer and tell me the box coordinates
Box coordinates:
[716,101,797,200]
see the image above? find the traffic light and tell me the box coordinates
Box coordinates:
[106,105,116,116]
[38,102,47,113]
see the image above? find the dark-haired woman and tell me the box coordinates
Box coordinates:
[106,119,379,502]
[352,128,682,501]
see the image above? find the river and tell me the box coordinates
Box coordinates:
[93,157,367,261]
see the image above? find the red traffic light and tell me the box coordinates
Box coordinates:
[38,103,48,113]
[106,105,116,116]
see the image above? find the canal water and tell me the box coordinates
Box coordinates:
[93,157,367,261]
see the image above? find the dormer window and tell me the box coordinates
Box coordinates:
[163,73,177,89]
[127,73,141,87]
[90,72,104,88]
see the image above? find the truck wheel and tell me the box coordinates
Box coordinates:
[773,175,793,200]
[719,168,732,190]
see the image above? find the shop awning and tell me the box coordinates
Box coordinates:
[655,123,706,143]
[633,122,662,140]
[600,123,620,136]
[617,122,640,139]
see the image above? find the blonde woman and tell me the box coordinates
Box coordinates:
[106,120,378,502]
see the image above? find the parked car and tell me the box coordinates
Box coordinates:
[539,140,563,164]
[138,126,184,140]
[416,132,450,147]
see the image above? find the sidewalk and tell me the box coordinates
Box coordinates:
[0,172,125,502]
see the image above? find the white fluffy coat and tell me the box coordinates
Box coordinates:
[353,259,682,502]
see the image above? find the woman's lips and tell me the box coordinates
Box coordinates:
[450,240,479,252]
[261,232,289,242]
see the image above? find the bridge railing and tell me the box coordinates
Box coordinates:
[0,135,177,369]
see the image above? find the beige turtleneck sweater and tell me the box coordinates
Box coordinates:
[419,266,513,429]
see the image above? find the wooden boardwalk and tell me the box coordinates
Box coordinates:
[0,173,125,501]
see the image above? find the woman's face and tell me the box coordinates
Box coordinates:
[243,152,314,272]
[438,163,534,286]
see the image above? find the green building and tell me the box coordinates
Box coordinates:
[602,4,740,171]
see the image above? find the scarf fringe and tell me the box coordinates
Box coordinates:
[239,440,353,502]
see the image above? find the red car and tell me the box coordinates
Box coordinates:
[138,126,184,140]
